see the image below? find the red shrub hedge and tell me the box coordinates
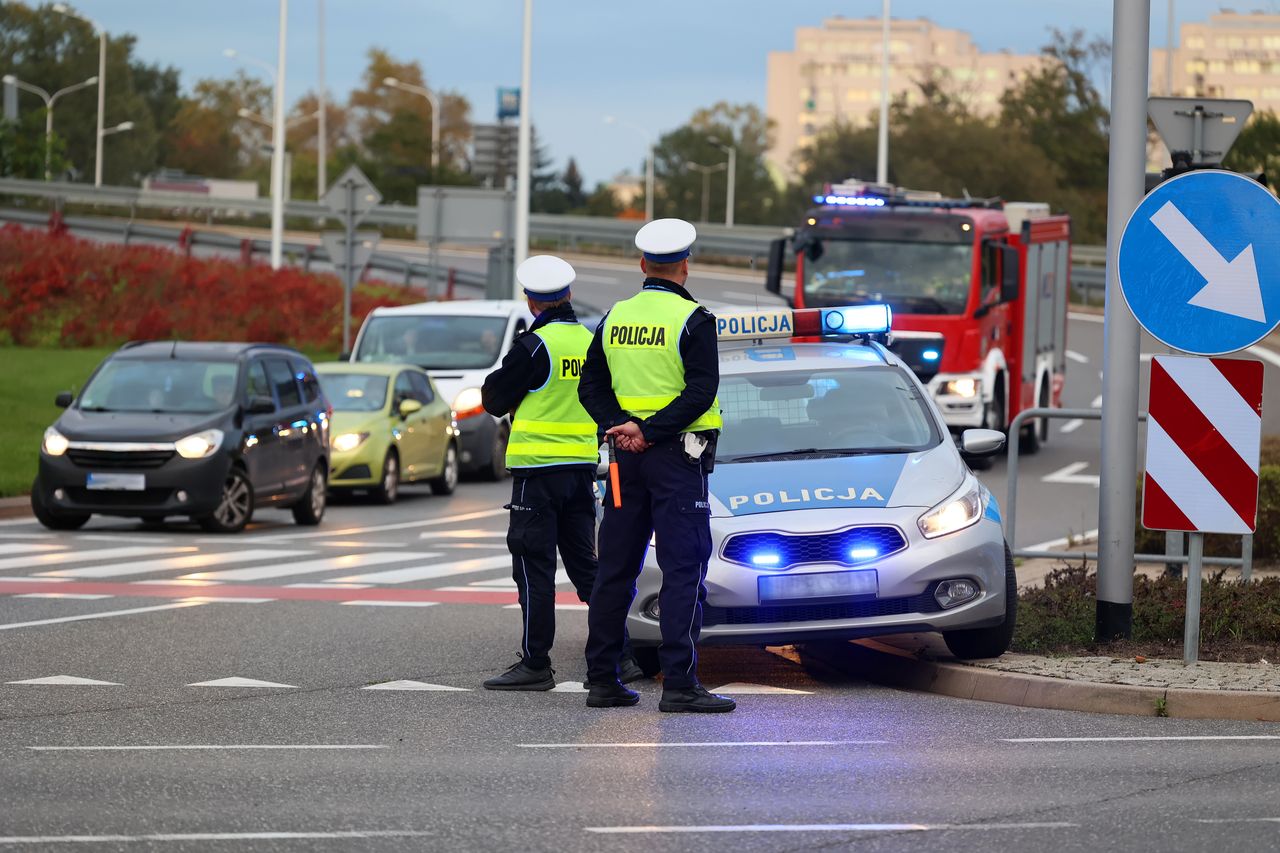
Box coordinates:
[0,224,420,350]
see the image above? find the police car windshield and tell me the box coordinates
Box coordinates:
[355,315,508,370]
[802,240,971,314]
[716,366,939,462]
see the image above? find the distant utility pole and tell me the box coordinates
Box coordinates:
[514,0,533,278]
[876,0,891,185]
[1166,0,1175,96]
[317,0,327,198]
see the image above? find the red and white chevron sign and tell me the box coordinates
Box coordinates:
[1143,355,1264,534]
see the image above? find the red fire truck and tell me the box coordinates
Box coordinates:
[765,181,1072,456]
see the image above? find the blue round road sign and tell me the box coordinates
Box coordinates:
[1118,169,1280,356]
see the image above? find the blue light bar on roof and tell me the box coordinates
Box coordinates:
[820,304,892,336]
[813,194,887,207]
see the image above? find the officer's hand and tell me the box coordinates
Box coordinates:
[606,421,650,453]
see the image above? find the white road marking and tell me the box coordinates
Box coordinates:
[315,540,410,548]
[27,744,387,751]
[1065,350,1089,364]
[177,596,274,604]
[519,740,886,748]
[502,603,587,611]
[1090,394,1102,408]
[0,517,43,527]
[131,578,222,586]
[0,576,70,583]
[339,600,439,607]
[332,554,511,585]
[0,546,190,572]
[247,507,509,542]
[1060,419,1084,433]
[1068,311,1104,324]
[585,822,1076,834]
[187,677,297,688]
[1195,818,1280,824]
[76,535,175,544]
[1006,735,1280,743]
[41,548,310,579]
[361,680,469,691]
[0,831,435,843]
[709,682,813,695]
[1041,462,1100,487]
[418,529,507,540]
[1023,529,1099,552]
[7,675,120,686]
[550,681,588,693]
[0,543,66,555]
[470,568,568,588]
[14,593,114,600]
[181,551,428,582]
[0,531,54,538]
[0,601,206,631]
[286,582,372,589]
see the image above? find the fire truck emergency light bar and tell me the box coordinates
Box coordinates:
[715,305,892,341]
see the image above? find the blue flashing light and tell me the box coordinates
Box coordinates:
[849,547,879,560]
[819,304,892,336]
[818,194,887,208]
[751,553,781,567]
[922,349,940,362]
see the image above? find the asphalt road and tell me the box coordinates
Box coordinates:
[2,490,1280,851]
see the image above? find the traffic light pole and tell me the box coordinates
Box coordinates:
[1095,0,1151,641]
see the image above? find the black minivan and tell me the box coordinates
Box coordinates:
[33,342,332,533]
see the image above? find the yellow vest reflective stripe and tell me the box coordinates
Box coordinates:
[602,289,722,433]
[506,321,600,468]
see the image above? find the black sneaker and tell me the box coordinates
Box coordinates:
[585,681,640,708]
[483,660,555,691]
[618,656,647,685]
[658,685,736,713]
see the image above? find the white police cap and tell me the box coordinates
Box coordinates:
[516,254,576,299]
[635,218,697,263]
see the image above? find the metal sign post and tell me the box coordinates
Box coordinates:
[1184,532,1204,664]
[322,165,381,352]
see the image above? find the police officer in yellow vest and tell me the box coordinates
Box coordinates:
[578,219,736,713]
[480,255,644,690]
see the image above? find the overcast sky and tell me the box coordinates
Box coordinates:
[62,0,1252,184]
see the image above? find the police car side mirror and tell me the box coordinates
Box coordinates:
[961,428,1006,457]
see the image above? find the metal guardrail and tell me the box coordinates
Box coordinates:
[0,207,486,294]
[1002,406,1253,573]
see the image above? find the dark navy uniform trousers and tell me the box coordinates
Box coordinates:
[586,438,712,690]
[506,469,598,669]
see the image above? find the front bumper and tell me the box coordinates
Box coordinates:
[456,414,500,472]
[37,451,231,518]
[626,514,1007,646]
[329,438,385,487]
[927,373,985,429]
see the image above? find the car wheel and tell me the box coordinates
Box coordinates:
[197,467,254,533]
[291,463,327,526]
[479,424,510,482]
[630,645,662,678]
[430,442,460,496]
[30,479,90,531]
[370,451,399,505]
[942,543,1017,660]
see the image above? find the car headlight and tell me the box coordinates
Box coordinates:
[452,387,485,420]
[942,378,979,398]
[332,431,370,453]
[42,427,69,456]
[175,429,224,459]
[918,482,984,539]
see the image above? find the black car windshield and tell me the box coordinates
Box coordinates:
[319,372,389,412]
[355,315,508,369]
[80,359,240,414]
[802,239,972,314]
[715,366,939,462]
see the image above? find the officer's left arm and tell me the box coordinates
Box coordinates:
[480,336,547,418]
[638,308,719,444]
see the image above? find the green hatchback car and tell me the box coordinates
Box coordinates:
[315,362,459,503]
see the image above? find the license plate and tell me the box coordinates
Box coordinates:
[86,473,146,491]
[758,569,878,603]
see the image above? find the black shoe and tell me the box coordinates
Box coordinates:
[659,685,736,713]
[618,656,647,685]
[483,660,555,691]
[585,681,639,708]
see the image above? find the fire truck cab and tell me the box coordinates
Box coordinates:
[765,181,1071,458]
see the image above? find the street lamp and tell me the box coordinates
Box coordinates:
[382,76,440,174]
[237,109,317,203]
[706,135,736,227]
[603,115,654,222]
[3,73,98,181]
[52,3,108,187]
[223,1,288,271]
[101,120,133,138]
[683,160,726,224]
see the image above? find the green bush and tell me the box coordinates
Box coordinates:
[1134,465,1280,563]
[1015,563,1280,653]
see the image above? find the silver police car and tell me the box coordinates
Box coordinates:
[625,305,1015,667]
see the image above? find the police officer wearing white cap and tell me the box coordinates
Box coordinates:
[578,219,736,713]
[480,255,644,690]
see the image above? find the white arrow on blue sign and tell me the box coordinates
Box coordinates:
[1118,169,1280,356]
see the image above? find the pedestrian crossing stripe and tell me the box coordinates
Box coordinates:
[361,680,470,691]
[6,675,120,685]
[187,677,297,688]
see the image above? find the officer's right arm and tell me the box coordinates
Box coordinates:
[578,317,630,429]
